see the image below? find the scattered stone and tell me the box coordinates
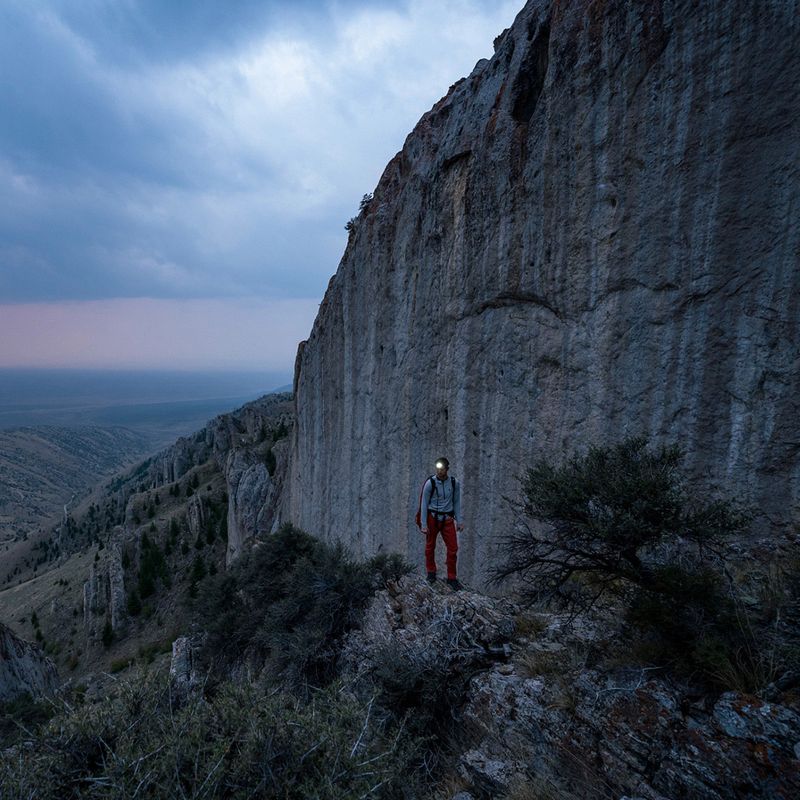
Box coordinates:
[460,749,526,796]
[459,638,800,799]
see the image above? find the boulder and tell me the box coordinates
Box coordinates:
[82,547,126,638]
[225,441,288,565]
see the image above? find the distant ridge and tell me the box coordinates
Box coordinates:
[0,369,291,433]
[0,425,154,549]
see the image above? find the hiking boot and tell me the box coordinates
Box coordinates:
[446,578,463,591]
[426,572,437,584]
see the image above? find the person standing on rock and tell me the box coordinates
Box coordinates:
[419,457,464,590]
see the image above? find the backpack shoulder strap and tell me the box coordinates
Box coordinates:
[428,475,437,500]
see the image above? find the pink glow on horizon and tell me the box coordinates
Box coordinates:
[0,298,319,370]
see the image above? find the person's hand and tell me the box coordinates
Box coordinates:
[457,523,464,532]
[421,527,428,534]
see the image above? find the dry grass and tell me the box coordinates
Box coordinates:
[503,775,583,800]
[514,611,550,638]
[547,680,579,714]
[515,648,563,678]
[430,771,473,799]
[553,741,619,800]
[0,668,421,799]
[497,741,614,800]
[515,640,589,680]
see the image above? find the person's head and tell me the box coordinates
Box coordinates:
[435,457,449,479]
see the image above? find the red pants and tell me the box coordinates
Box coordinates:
[425,513,458,579]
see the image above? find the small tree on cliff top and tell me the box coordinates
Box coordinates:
[491,437,750,615]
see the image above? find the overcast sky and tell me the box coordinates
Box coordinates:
[0,0,521,372]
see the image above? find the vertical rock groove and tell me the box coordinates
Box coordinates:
[511,19,551,124]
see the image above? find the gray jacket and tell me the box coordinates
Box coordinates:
[420,475,461,524]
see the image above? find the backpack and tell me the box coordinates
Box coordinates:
[414,475,456,529]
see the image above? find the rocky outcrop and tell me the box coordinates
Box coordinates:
[225,439,287,565]
[135,394,292,566]
[205,398,291,472]
[342,577,800,799]
[225,451,271,565]
[83,547,126,638]
[66,394,292,571]
[115,394,291,498]
[0,622,58,702]
[459,620,800,799]
[186,494,207,541]
[149,437,197,487]
[341,574,516,678]
[286,0,800,586]
[169,636,199,704]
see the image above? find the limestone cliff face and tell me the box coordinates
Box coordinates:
[0,622,58,702]
[287,0,800,585]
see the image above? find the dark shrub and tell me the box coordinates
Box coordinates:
[492,437,749,612]
[490,438,777,689]
[265,447,277,476]
[101,618,114,648]
[137,536,167,600]
[127,590,142,616]
[199,524,412,688]
[370,641,473,750]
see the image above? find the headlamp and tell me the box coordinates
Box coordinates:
[435,461,446,470]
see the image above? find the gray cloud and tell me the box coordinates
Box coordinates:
[50,0,390,67]
[0,0,521,305]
